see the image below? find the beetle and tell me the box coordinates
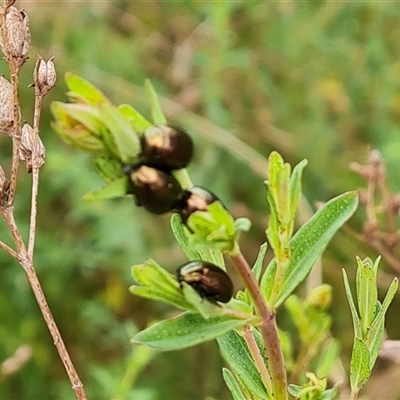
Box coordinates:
[123,164,182,214]
[175,186,220,224]
[140,125,194,171]
[176,260,233,303]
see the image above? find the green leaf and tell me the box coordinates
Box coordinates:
[118,104,152,134]
[262,191,359,309]
[65,72,109,106]
[131,312,250,350]
[217,330,269,399]
[55,102,105,134]
[266,151,290,226]
[170,214,201,260]
[356,257,378,335]
[83,178,127,201]
[252,243,268,282]
[222,368,247,400]
[366,277,398,368]
[92,156,124,183]
[366,302,384,371]
[100,103,141,164]
[342,268,362,338]
[130,260,192,311]
[289,159,308,221]
[52,120,109,156]
[180,282,227,319]
[145,79,167,125]
[350,337,370,393]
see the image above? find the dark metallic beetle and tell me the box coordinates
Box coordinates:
[123,164,182,214]
[140,125,194,171]
[176,260,233,303]
[175,186,220,224]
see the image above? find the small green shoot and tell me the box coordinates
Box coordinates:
[343,256,398,398]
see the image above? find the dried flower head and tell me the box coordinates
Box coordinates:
[19,122,45,172]
[0,7,30,70]
[33,56,56,96]
[0,75,14,135]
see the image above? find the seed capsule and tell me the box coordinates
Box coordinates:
[176,186,220,224]
[124,165,182,214]
[140,125,194,171]
[176,261,233,303]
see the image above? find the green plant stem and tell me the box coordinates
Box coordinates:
[231,251,287,399]
[173,168,193,190]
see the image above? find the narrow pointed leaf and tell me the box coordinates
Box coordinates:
[170,213,201,260]
[83,178,127,201]
[145,79,167,125]
[132,312,250,350]
[58,103,104,134]
[92,157,124,183]
[289,159,308,221]
[367,278,398,367]
[218,330,268,399]
[181,282,225,319]
[118,104,152,134]
[356,257,377,334]
[100,103,140,164]
[342,268,362,338]
[252,243,268,282]
[130,260,192,310]
[222,368,247,400]
[65,72,109,105]
[350,337,370,392]
[129,286,192,311]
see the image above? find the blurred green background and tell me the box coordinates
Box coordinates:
[1,1,400,399]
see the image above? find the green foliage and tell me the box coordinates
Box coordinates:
[218,331,269,399]
[343,257,398,396]
[130,259,192,311]
[262,191,359,309]
[131,312,251,351]
[222,368,247,400]
[52,71,362,398]
[288,373,337,400]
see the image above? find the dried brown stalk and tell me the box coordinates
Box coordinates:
[0,2,87,399]
[350,149,400,274]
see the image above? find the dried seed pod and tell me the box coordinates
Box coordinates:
[0,75,14,135]
[176,261,233,303]
[176,186,220,224]
[34,56,56,96]
[123,165,182,215]
[19,122,45,172]
[0,7,30,69]
[140,125,194,171]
